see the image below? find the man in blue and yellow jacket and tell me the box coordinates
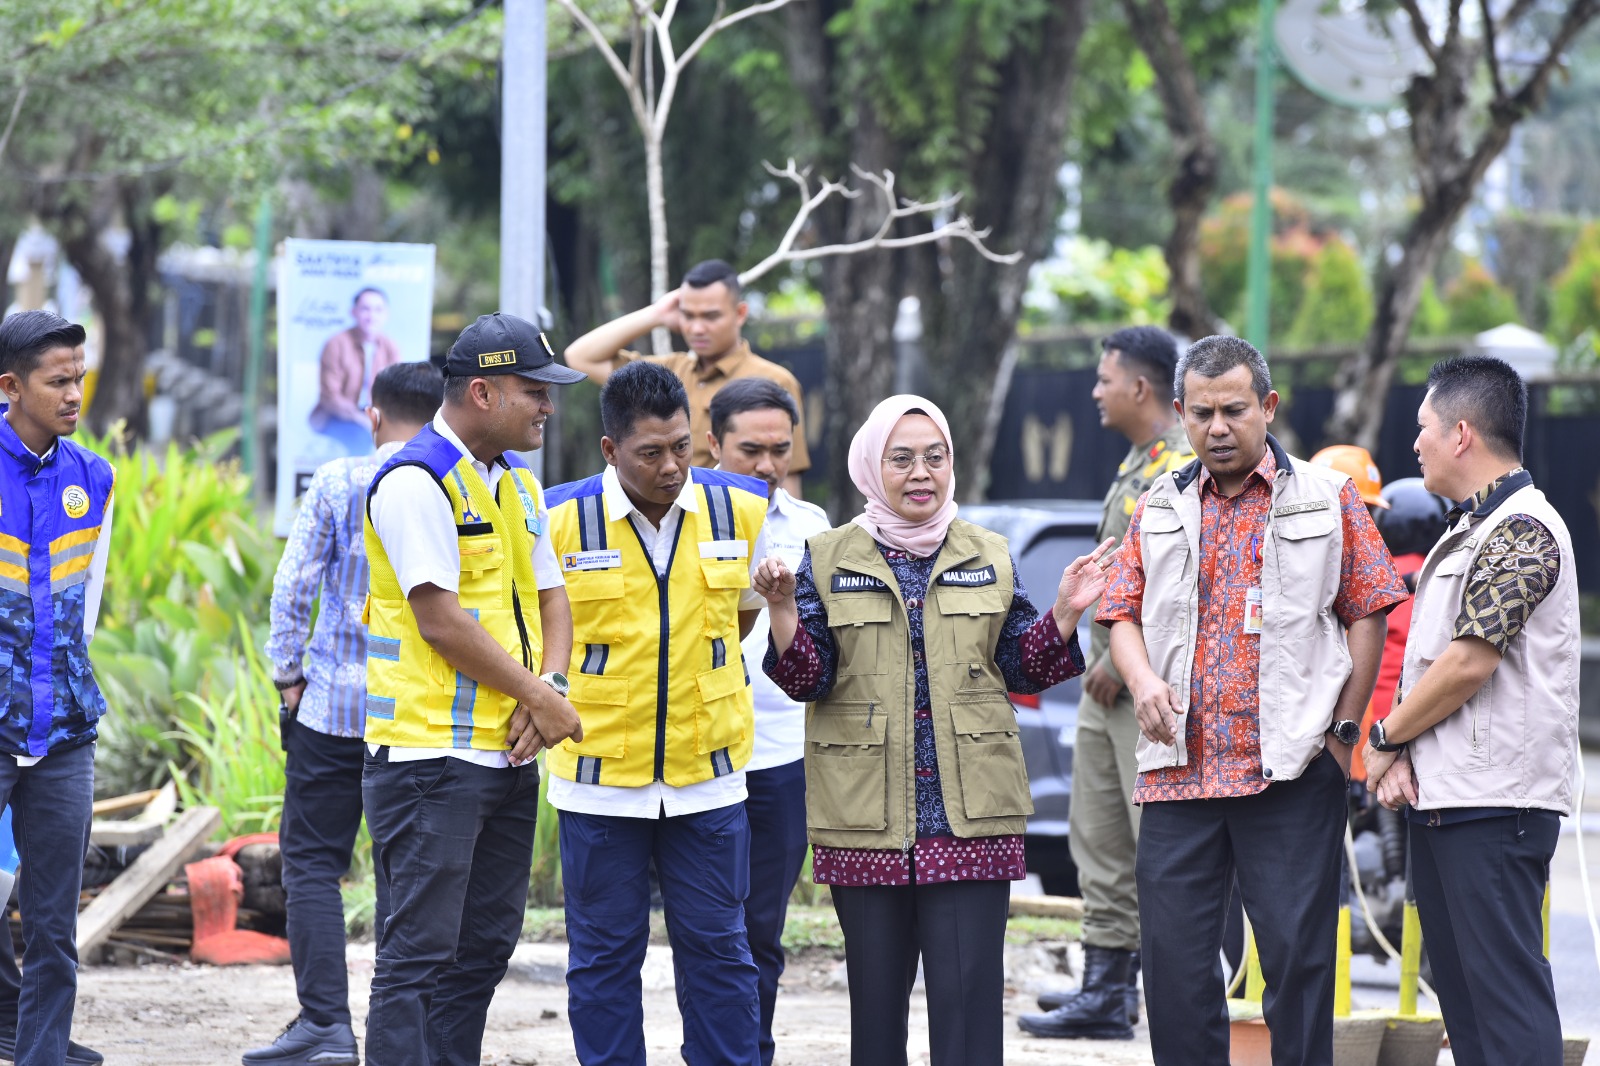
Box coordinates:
[362,313,585,1066]
[540,361,769,1066]
[0,311,115,1066]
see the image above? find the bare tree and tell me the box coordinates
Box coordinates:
[554,0,799,352]
[1120,0,1222,339]
[1324,0,1600,449]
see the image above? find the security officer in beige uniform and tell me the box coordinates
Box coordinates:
[1364,355,1577,1066]
[1021,326,1192,1040]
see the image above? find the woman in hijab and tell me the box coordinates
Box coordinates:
[753,395,1113,1066]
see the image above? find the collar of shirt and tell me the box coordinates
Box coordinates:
[432,408,508,485]
[692,340,752,383]
[0,408,59,469]
[1197,442,1278,498]
[601,463,701,527]
[1449,466,1531,525]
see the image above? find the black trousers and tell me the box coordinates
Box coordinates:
[281,720,378,1028]
[362,749,541,1066]
[741,760,808,1066]
[1410,809,1563,1066]
[830,879,1010,1066]
[1136,751,1347,1066]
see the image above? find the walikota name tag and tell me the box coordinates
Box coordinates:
[699,539,749,559]
[562,549,623,572]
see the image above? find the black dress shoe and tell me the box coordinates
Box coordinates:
[0,1025,104,1065]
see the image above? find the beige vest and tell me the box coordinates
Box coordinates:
[1403,481,1578,814]
[1135,439,1354,783]
[805,520,1034,849]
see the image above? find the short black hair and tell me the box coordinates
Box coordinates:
[371,361,444,425]
[1425,354,1526,461]
[0,310,87,380]
[1103,326,1180,405]
[1175,335,1271,405]
[682,259,741,301]
[352,286,387,305]
[709,377,798,442]
[601,361,690,442]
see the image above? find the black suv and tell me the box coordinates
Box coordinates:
[961,500,1104,897]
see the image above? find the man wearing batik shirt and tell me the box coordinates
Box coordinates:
[1363,355,1577,1066]
[1098,336,1407,1066]
[252,362,442,1066]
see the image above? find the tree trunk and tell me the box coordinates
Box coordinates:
[644,125,672,354]
[913,0,1091,502]
[45,180,160,439]
[1121,0,1220,340]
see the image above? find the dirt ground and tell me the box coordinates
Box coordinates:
[73,940,1158,1065]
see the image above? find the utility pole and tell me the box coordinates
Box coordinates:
[1245,0,1277,353]
[500,0,549,479]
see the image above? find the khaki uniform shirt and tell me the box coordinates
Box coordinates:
[1088,424,1195,681]
[614,341,811,473]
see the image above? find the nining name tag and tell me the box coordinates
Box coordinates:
[831,573,889,593]
[699,539,749,559]
[562,549,622,572]
[938,565,997,587]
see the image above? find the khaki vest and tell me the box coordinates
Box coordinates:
[1134,438,1353,783]
[1403,481,1578,814]
[805,520,1034,850]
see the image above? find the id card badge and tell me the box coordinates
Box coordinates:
[1243,587,1264,635]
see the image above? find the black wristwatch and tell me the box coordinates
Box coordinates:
[1326,719,1361,746]
[1368,719,1406,752]
[273,675,305,693]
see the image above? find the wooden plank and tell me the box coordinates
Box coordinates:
[90,781,178,847]
[91,789,162,817]
[1008,895,1084,921]
[76,805,220,955]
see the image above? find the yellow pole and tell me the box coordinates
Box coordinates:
[1335,905,1352,1017]
[1543,880,1552,958]
[1246,928,1267,1003]
[1399,901,1422,1016]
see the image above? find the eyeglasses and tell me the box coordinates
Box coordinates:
[881,448,950,473]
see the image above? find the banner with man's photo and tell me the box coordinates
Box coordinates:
[274,239,436,535]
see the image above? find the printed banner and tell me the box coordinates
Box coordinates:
[274,239,436,535]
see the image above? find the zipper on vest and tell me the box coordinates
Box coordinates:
[509,583,534,672]
[865,701,874,729]
[902,629,916,858]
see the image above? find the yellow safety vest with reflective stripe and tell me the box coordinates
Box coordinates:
[362,425,545,750]
[543,469,766,788]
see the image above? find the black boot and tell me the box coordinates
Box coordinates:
[1018,945,1136,1040]
[1125,951,1141,1025]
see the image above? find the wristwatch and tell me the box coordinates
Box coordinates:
[539,671,570,698]
[273,675,305,693]
[1368,719,1406,752]
[1326,719,1361,746]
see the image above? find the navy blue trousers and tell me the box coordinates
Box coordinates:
[362,749,540,1066]
[1410,809,1563,1066]
[0,742,94,1066]
[740,761,807,1066]
[282,720,383,1028]
[561,803,760,1066]
[1136,750,1347,1066]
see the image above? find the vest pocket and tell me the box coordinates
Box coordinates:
[694,660,750,755]
[564,673,630,758]
[66,649,106,722]
[827,594,893,676]
[806,703,889,830]
[566,570,625,644]
[458,534,505,604]
[947,695,1034,819]
[1135,712,1188,771]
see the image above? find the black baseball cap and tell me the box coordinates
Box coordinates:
[443,313,586,384]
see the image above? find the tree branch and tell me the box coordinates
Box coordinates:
[680,0,798,69]
[1397,0,1442,63]
[1479,0,1506,99]
[1497,0,1543,31]
[739,160,1022,286]
[0,82,27,165]
[553,0,651,131]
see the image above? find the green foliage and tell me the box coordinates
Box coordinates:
[1443,259,1522,334]
[1549,222,1600,342]
[1025,237,1172,327]
[528,757,563,906]
[1410,277,1451,338]
[1198,189,1326,340]
[1285,237,1373,348]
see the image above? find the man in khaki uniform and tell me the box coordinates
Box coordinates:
[564,260,810,495]
[1021,326,1192,1041]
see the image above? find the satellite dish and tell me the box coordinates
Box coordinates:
[1274,0,1427,109]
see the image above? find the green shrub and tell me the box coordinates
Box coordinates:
[1410,277,1450,338]
[1443,259,1521,334]
[1025,237,1171,327]
[1286,236,1372,348]
[1549,222,1600,343]
[1197,189,1324,341]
